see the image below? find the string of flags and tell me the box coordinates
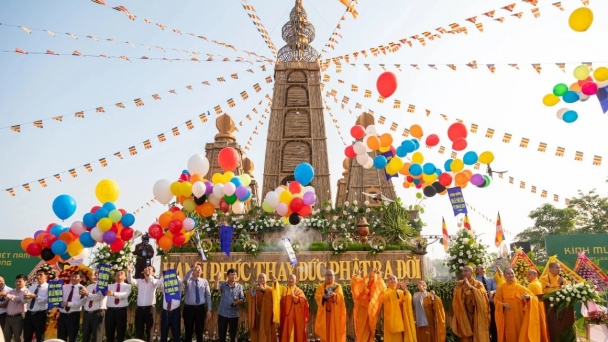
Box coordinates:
[241,98,273,152]
[238,1,278,59]
[0,23,275,63]
[322,83,603,166]
[133,198,158,216]
[320,1,357,56]
[87,0,275,61]
[321,97,349,146]
[4,82,270,197]
[3,68,273,132]
[324,0,587,62]
[337,0,359,19]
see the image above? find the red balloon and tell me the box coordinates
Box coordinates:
[289,181,302,194]
[109,239,125,253]
[173,233,186,247]
[219,198,230,213]
[46,223,57,232]
[376,72,398,98]
[168,219,183,234]
[120,227,134,241]
[447,123,468,142]
[289,197,304,213]
[425,134,440,147]
[350,125,366,139]
[180,173,189,181]
[42,234,57,249]
[438,173,453,187]
[389,145,396,157]
[26,242,42,257]
[578,76,593,87]
[118,209,127,215]
[299,205,312,217]
[218,147,240,172]
[110,224,119,234]
[415,183,422,189]
[406,175,414,183]
[344,145,357,158]
[168,206,181,213]
[452,138,468,151]
[91,206,101,214]
[148,224,164,239]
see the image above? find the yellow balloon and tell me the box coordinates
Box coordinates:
[542,94,560,107]
[478,151,495,164]
[211,173,223,184]
[450,159,464,172]
[411,152,424,164]
[239,174,252,187]
[385,165,398,175]
[67,240,84,257]
[569,7,594,32]
[593,67,608,82]
[95,179,120,203]
[389,157,404,170]
[281,216,290,225]
[223,171,235,183]
[422,173,437,183]
[378,145,390,153]
[98,218,112,232]
[573,65,590,81]
[180,182,193,197]
[279,191,293,204]
[170,182,181,196]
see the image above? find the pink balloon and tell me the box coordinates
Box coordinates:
[70,221,86,236]
[276,203,288,216]
[581,82,598,96]
[183,218,195,231]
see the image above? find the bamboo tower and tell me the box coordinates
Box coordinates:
[262,0,331,205]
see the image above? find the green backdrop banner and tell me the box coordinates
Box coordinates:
[0,240,40,283]
[545,234,608,269]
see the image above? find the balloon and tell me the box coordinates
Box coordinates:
[21,238,34,252]
[158,235,173,251]
[299,205,312,217]
[294,163,315,185]
[409,125,423,139]
[234,186,248,200]
[119,227,133,241]
[482,175,492,188]
[276,203,289,216]
[422,163,436,175]
[363,158,374,169]
[356,154,369,166]
[288,181,302,194]
[40,248,55,261]
[97,218,112,232]
[432,181,446,194]
[411,152,424,164]
[573,65,590,80]
[265,192,279,207]
[289,213,302,225]
[52,194,77,220]
[121,213,135,227]
[470,174,485,186]
[191,181,206,198]
[422,173,437,184]
[94,208,109,222]
[365,125,378,136]
[447,123,467,142]
[172,233,186,247]
[570,82,582,92]
[463,151,478,165]
[200,202,215,217]
[563,91,580,104]
[302,191,316,206]
[409,164,422,176]
[553,83,569,97]
[579,93,591,102]
[26,242,42,257]
[542,94,560,107]
[90,227,104,242]
[350,125,366,139]
[452,138,467,151]
[455,172,470,185]
[187,154,210,176]
[182,199,195,212]
[376,71,398,98]
[594,67,608,82]
[223,182,236,196]
[478,151,495,164]
[69,221,86,236]
[108,209,123,223]
[373,156,388,169]
[219,198,230,213]
[95,179,120,203]
[262,201,274,213]
[569,7,594,32]
[279,190,293,204]
[344,145,357,158]
[109,239,125,253]
[444,159,452,172]
[218,147,240,172]
[42,234,57,248]
[102,202,116,212]
[103,231,117,244]
[556,108,569,120]
[581,82,598,95]
[402,140,415,153]
[578,76,593,87]
[563,110,578,123]
[425,134,439,147]
[79,232,96,248]
[423,185,437,197]
[438,173,453,187]
[59,232,74,244]
[450,159,464,172]
[290,197,304,213]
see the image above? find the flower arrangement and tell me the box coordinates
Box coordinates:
[369,243,385,255]
[243,241,259,257]
[57,264,94,285]
[513,259,531,285]
[445,229,492,273]
[90,242,135,271]
[543,281,604,312]
[585,309,608,325]
[332,238,348,255]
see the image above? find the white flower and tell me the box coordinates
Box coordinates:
[556,298,560,302]
[344,201,350,207]
[364,201,369,206]
[353,200,358,206]
[550,304,554,307]
[462,238,469,244]
[549,297,554,301]
[566,297,571,302]
[119,251,124,255]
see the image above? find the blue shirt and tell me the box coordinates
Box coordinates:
[183,270,211,306]
[476,275,497,301]
[216,282,244,318]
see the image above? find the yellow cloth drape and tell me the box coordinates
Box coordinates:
[494,282,541,342]
[350,273,385,342]
[451,279,490,342]
[381,286,416,342]
[314,283,347,342]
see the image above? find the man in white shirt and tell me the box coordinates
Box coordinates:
[127,265,158,342]
[0,274,13,329]
[57,272,85,342]
[105,270,132,342]
[23,270,48,342]
[79,270,107,342]
[159,271,182,342]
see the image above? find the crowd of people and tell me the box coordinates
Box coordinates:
[0,260,567,342]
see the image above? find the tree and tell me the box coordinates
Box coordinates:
[568,189,608,234]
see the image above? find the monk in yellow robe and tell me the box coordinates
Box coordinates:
[526,270,549,342]
[314,270,346,342]
[452,265,490,342]
[350,269,385,342]
[539,262,567,294]
[494,268,541,342]
[380,275,416,342]
[246,273,277,342]
[412,280,446,342]
[271,274,309,342]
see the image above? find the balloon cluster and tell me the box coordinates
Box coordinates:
[543,65,608,123]
[345,124,395,170]
[261,163,316,226]
[80,201,136,253]
[149,206,198,251]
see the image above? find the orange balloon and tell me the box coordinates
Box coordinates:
[158,235,173,251]
[399,162,411,176]
[178,196,188,205]
[463,169,473,178]
[569,82,582,92]
[410,124,423,138]
[403,182,411,188]
[379,133,393,147]
[455,172,470,185]
[439,189,448,195]
[35,233,46,245]
[172,211,186,222]
[21,238,34,252]
[459,182,468,189]
[366,136,380,150]
[59,232,74,244]
[200,203,215,217]
[190,174,203,184]
[159,212,173,228]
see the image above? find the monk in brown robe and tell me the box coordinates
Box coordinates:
[540,262,567,294]
[246,273,277,342]
[350,269,385,342]
[272,274,309,342]
[412,280,446,342]
[526,270,549,342]
[452,265,490,342]
[314,270,346,342]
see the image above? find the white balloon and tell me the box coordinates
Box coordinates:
[556,108,569,120]
[365,125,377,136]
[187,154,210,176]
[579,93,590,102]
[363,157,374,169]
[153,179,173,205]
[356,154,369,166]
[353,142,367,155]
[208,193,221,206]
[90,227,104,242]
[232,201,245,214]
[265,191,279,207]
[213,184,224,198]
[192,181,206,198]
[303,186,316,194]
[362,135,373,152]
[223,182,236,196]
[275,187,285,194]
[72,248,89,260]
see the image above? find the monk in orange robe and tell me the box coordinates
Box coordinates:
[412,280,446,342]
[350,269,385,342]
[272,274,309,342]
[526,270,549,342]
[494,268,541,342]
[246,273,277,342]
[314,270,346,342]
[452,265,490,342]
[380,276,416,342]
[539,262,567,294]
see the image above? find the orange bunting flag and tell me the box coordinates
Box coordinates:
[442,217,449,251]
[495,212,505,247]
[464,214,471,230]
[91,0,106,5]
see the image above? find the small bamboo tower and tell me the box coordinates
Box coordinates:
[262,0,331,205]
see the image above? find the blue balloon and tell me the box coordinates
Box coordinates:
[563,110,578,123]
[79,232,96,248]
[401,140,415,153]
[463,151,478,165]
[422,163,436,175]
[373,156,388,169]
[239,190,251,202]
[396,146,407,158]
[94,208,109,221]
[411,139,420,151]
[413,178,420,185]
[83,213,97,228]
[294,163,315,185]
[50,224,63,237]
[182,169,190,175]
[435,168,442,177]
[409,164,422,176]
[102,202,116,212]
[444,159,453,172]
[60,252,71,261]
[563,91,579,104]
[51,240,67,255]
[230,177,242,187]
[121,213,136,227]
[52,194,77,220]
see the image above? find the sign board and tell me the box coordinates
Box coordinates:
[0,240,41,283]
[545,234,608,269]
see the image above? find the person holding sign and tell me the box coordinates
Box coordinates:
[214,269,244,342]
[245,273,277,342]
[105,270,132,342]
[0,274,27,342]
[80,270,107,342]
[58,271,85,342]
[23,269,48,342]
[184,262,212,342]
[127,265,158,342]
[159,269,182,342]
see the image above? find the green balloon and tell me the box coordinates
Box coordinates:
[483,175,491,188]
[225,194,237,205]
[108,209,122,223]
[183,199,196,212]
[553,83,569,97]
[262,201,274,213]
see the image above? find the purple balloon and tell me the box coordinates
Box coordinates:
[302,191,316,206]
[470,174,485,186]
[103,231,117,244]
[34,230,45,238]
[204,181,214,196]
[235,186,249,199]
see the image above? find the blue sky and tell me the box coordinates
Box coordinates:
[1,0,608,258]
